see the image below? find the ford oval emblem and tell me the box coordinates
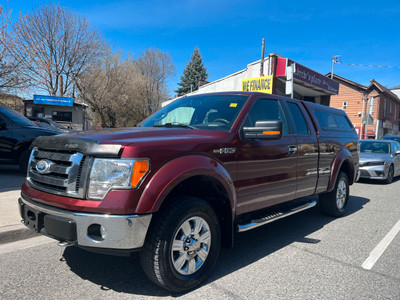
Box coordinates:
[36,159,53,174]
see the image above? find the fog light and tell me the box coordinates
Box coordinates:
[87,224,106,242]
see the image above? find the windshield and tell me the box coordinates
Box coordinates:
[360,141,391,154]
[139,94,248,132]
[1,106,38,127]
[382,136,400,143]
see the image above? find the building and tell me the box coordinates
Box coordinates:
[165,53,339,107]
[24,95,91,131]
[328,74,400,139]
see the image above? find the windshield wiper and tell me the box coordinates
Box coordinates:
[153,122,197,129]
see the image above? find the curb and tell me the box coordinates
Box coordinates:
[0,224,39,245]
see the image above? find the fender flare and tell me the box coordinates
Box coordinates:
[327,148,355,192]
[135,155,236,218]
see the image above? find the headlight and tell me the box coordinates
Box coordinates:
[88,159,149,200]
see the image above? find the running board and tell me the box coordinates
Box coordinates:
[237,200,317,232]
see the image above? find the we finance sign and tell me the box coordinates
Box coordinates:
[241,75,273,94]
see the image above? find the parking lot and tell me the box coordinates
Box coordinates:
[0,167,399,299]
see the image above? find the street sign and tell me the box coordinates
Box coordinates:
[33,95,73,107]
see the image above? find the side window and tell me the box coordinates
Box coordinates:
[287,102,309,135]
[244,99,288,135]
[333,114,353,131]
[393,142,399,153]
[314,109,338,130]
[0,113,10,128]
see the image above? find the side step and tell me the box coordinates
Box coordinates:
[237,200,317,232]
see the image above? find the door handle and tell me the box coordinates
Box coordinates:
[288,145,297,155]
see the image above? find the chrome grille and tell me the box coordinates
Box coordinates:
[27,148,92,198]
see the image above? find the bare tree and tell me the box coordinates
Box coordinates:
[76,49,143,128]
[77,48,175,128]
[10,3,105,96]
[134,48,175,120]
[0,4,29,92]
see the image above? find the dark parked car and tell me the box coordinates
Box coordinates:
[381,134,400,143]
[359,139,400,183]
[0,105,59,172]
[27,116,71,133]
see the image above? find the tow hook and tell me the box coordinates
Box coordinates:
[58,241,74,247]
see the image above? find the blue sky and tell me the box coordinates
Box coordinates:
[6,0,400,96]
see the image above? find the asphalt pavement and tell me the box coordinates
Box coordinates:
[1,166,400,299]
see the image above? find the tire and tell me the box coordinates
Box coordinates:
[18,149,31,173]
[384,165,394,184]
[320,171,349,217]
[140,196,221,293]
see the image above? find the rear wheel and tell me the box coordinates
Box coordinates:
[384,165,394,184]
[320,171,349,217]
[140,197,220,293]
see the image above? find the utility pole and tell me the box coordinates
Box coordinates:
[260,38,265,76]
[331,55,341,79]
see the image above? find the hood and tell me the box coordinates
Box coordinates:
[359,152,391,163]
[21,125,60,135]
[63,127,229,147]
[32,127,231,157]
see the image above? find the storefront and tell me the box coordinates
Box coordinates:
[24,95,91,131]
[171,53,339,106]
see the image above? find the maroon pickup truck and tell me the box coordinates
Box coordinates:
[19,92,359,292]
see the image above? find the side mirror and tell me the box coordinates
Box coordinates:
[242,120,282,140]
[395,150,400,156]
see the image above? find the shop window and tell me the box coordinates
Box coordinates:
[342,101,348,110]
[52,111,72,122]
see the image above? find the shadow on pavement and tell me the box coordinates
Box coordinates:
[0,165,26,192]
[62,195,369,297]
[356,176,400,185]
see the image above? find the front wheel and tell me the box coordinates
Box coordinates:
[384,165,394,184]
[320,171,349,217]
[140,197,220,293]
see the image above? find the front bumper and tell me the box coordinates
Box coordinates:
[359,165,389,180]
[19,196,152,251]
[355,169,361,182]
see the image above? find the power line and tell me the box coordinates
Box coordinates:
[337,62,400,69]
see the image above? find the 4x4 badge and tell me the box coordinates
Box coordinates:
[213,148,236,155]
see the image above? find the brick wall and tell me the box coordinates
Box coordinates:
[329,82,364,133]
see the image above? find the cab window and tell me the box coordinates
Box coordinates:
[243,99,288,135]
[286,102,309,135]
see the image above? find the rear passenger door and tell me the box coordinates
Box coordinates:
[283,100,319,198]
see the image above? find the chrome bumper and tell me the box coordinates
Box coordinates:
[19,196,152,250]
[355,169,361,182]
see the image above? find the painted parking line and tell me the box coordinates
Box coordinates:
[362,218,400,270]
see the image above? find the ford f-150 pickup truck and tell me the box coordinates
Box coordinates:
[19,92,360,292]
